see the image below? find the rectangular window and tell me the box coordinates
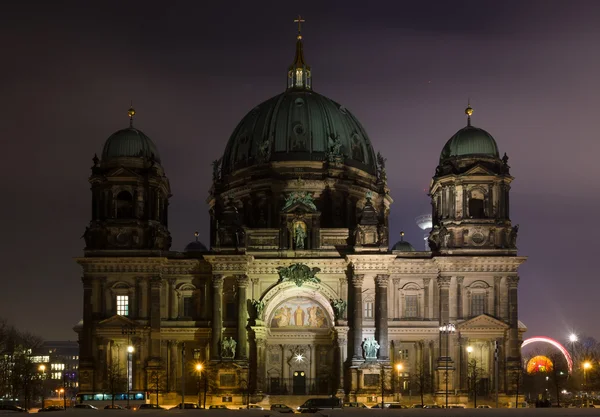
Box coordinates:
[397,349,409,360]
[365,302,374,319]
[405,295,418,318]
[117,295,129,316]
[183,297,194,318]
[472,293,486,316]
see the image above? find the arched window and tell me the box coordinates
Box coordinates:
[364,296,374,319]
[467,280,490,317]
[115,191,133,218]
[401,283,422,319]
[468,188,486,219]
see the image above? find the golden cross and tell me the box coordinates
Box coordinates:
[294,15,305,35]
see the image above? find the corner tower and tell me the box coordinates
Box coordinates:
[428,104,518,253]
[83,107,172,252]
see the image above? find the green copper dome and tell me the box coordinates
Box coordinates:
[220,90,376,175]
[392,240,415,252]
[101,127,161,163]
[440,124,499,161]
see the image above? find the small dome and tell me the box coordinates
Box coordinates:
[101,127,161,163]
[184,233,208,252]
[392,240,416,252]
[440,125,499,161]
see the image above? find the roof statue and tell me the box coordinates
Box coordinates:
[330,299,347,320]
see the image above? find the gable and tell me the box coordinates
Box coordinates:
[105,166,143,180]
[462,164,496,177]
[97,314,138,328]
[281,201,317,214]
[458,314,509,331]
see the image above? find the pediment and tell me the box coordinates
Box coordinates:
[281,201,317,214]
[463,164,495,176]
[97,315,138,328]
[105,166,142,180]
[458,314,509,331]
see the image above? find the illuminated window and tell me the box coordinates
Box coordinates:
[364,302,374,319]
[295,69,303,87]
[117,295,129,316]
[405,295,418,318]
[471,293,486,316]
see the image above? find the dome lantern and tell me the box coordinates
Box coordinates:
[287,15,311,91]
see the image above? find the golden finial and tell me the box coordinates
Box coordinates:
[294,15,305,40]
[128,103,135,127]
[465,99,473,126]
[194,231,199,241]
[400,231,405,240]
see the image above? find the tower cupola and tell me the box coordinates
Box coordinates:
[287,15,311,90]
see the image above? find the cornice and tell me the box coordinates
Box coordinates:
[203,255,254,274]
[433,256,526,273]
[75,257,209,275]
[346,254,396,272]
[389,259,438,275]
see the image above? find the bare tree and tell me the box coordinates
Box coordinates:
[467,359,486,408]
[147,370,167,407]
[545,352,568,407]
[411,362,431,407]
[105,362,126,407]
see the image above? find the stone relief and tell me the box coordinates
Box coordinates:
[330,298,347,320]
[282,191,317,212]
[276,263,321,287]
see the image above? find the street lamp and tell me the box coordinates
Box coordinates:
[395,363,403,401]
[39,365,46,409]
[568,334,578,376]
[583,362,592,407]
[439,323,456,409]
[126,345,134,407]
[195,363,203,407]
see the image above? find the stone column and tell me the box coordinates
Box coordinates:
[494,276,501,317]
[507,276,520,360]
[169,341,179,392]
[456,277,464,320]
[168,278,177,319]
[438,276,451,357]
[334,326,349,395]
[351,274,364,361]
[235,274,249,360]
[423,278,431,319]
[211,275,224,360]
[339,278,348,319]
[81,277,94,359]
[250,327,267,392]
[149,277,162,358]
[375,274,390,360]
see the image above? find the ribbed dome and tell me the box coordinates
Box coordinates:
[392,240,415,252]
[101,127,161,163]
[221,90,376,175]
[440,125,499,161]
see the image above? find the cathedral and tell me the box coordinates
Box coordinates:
[75,22,526,406]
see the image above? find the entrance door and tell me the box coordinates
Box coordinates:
[293,371,306,395]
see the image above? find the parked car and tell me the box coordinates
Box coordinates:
[171,403,200,409]
[371,402,404,409]
[343,402,368,408]
[0,404,28,413]
[73,404,98,410]
[238,405,263,410]
[208,405,228,410]
[424,404,442,409]
[297,398,342,413]
[270,404,294,413]
[37,406,64,413]
[138,404,164,410]
[476,405,492,409]
[104,405,125,410]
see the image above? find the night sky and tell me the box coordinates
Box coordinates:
[1,1,599,343]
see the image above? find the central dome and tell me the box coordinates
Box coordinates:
[220,90,376,176]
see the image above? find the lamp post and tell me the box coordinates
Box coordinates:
[39,365,46,409]
[195,364,203,407]
[395,363,403,402]
[439,323,456,409]
[583,362,592,407]
[466,346,476,408]
[568,334,577,379]
[121,325,137,406]
[126,345,134,407]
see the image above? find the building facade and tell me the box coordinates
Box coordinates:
[75,26,526,405]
